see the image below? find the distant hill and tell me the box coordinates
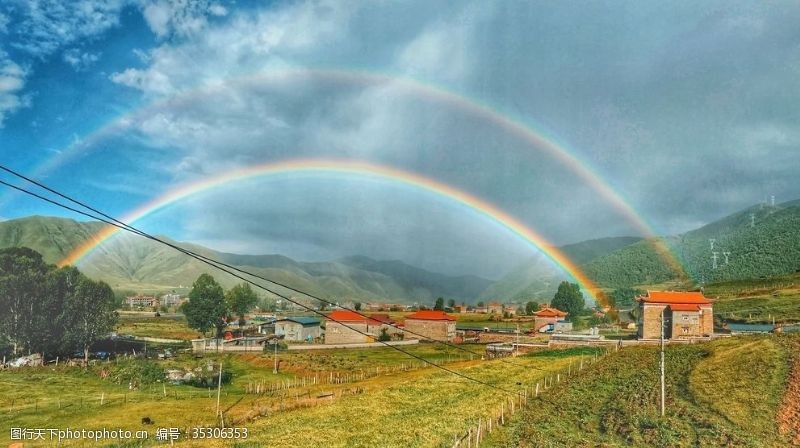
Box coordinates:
[0,216,492,304]
[480,236,642,302]
[584,200,800,287]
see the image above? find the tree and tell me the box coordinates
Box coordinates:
[551,281,584,319]
[0,247,50,355]
[447,299,455,309]
[476,301,485,308]
[525,301,538,315]
[182,274,227,337]
[225,283,258,326]
[434,297,444,311]
[63,276,118,363]
[354,302,362,311]
[609,287,643,309]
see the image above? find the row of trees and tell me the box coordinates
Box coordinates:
[0,247,117,361]
[181,274,259,337]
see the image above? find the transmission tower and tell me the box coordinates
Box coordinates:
[723,251,731,265]
[712,252,719,269]
[709,238,716,251]
[750,213,755,228]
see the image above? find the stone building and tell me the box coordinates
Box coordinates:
[636,291,713,340]
[404,310,456,342]
[325,310,380,344]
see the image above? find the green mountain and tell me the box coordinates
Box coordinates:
[480,236,642,302]
[584,200,800,287]
[0,216,492,303]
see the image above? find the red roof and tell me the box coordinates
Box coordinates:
[669,303,700,312]
[326,310,370,322]
[405,310,456,321]
[640,291,711,305]
[533,307,568,318]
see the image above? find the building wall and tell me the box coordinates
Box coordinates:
[404,319,455,341]
[533,317,562,332]
[325,321,372,344]
[671,311,702,338]
[639,304,667,339]
[639,304,714,339]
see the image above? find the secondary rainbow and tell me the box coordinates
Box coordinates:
[59,158,602,299]
[21,68,685,278]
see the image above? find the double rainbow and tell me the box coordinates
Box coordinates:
[59,158,603,300]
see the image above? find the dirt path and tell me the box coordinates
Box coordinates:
[778,338,800,445]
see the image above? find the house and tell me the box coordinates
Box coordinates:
[274,317,322,342]
[404,310,456,342]
[636,291,713,340]
[453,304,467,313]
[487,302,503,314]
[369,313,404,338]
[257,319,276,335]
[532,305,568,332]
[160,293,185,308]
[504,304,520,315]
[325,310,379,344]
[125,294,158,308]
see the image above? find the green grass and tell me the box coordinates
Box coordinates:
[485,336,796,447]
[0,346,594,447]
[116,314,202,340]
[689,337,787,439]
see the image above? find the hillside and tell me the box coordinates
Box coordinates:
[489,336,798,447]
[0,216,492,303]
[481,236,642,302]
[584,201,800,288]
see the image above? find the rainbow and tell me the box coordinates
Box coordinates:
[59,158,603,300]
[28,68,684,277]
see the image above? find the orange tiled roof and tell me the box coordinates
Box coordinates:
[326,310,370,322]
[640,291,711,305]
[533,307,568,318]
[669,303,701,312]
[405,310,456,321]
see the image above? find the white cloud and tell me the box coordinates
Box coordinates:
[0,51,29,127]
[63,48,101,71]
[10,0,126,57]
[140,0,229,39]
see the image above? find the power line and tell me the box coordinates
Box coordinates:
[0,174,523,394]
[0,163,538,370]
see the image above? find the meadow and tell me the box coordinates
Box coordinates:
[0,344,601,447]
[484,335,799,447]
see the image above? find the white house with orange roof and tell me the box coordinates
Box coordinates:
[636,291,714,340]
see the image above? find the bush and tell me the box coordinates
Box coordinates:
[108,359,164,385]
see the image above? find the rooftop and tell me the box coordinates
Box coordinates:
[278,317,321,326]
[639,291,712,305]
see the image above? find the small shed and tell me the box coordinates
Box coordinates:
[275,317,322,342]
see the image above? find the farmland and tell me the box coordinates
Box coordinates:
[0,344,602,447]
[704,273,800,324]
[485,335,799,447]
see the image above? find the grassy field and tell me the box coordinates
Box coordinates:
[116,313,203,340]
[704,273,800,324]
[484,335,798,447]
[0,344,599,447]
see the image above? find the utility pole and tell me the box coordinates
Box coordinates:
[660,307,666,417]
[273,338,279,374]
[216,361,223,425]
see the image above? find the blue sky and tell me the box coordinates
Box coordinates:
[0,0,799,278]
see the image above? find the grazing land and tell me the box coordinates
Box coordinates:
[0,345,600,447]
[484,335,799,447]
